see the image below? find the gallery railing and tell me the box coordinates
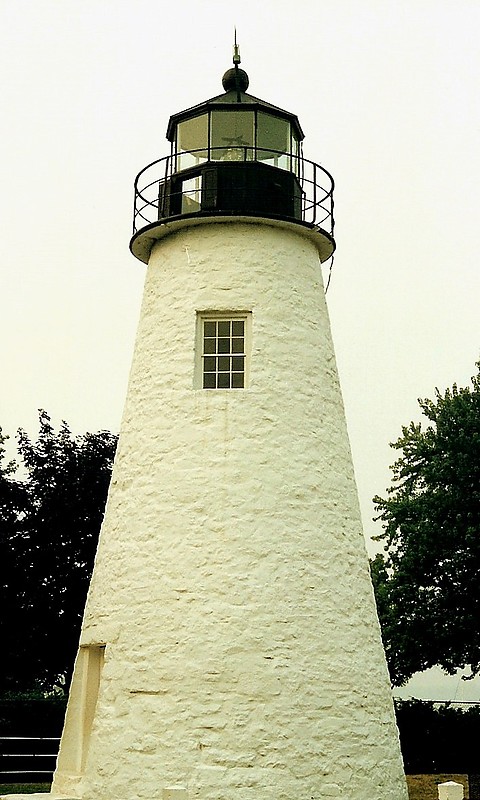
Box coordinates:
[132,147,334,238]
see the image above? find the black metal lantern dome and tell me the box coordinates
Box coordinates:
[131,54,335,264]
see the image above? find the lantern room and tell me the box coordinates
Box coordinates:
[163,63,305,221]
[130,52,335,264]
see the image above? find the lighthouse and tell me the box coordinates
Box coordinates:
[51,47,407,800]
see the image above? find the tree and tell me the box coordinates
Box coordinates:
[372,362,480,686]
[0,430,31,689]
[394,698,480,773]
[0,412,117,692]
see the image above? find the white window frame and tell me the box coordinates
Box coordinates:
[195,311,252,390]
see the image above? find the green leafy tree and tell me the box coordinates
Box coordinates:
[372,362,480,686]
[0,430,31,690]
[0,412,117,692]
[394,698,480,773]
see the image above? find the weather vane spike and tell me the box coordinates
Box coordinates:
[233,27,241,65]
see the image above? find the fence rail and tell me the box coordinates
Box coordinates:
[0,736,60,783]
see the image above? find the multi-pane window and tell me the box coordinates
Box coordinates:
[202,318,246,389]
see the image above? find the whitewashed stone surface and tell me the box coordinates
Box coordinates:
[50,221,408,800]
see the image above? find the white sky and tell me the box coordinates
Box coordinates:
[1,0,479,700]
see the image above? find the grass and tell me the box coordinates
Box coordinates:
[406,774,469,800]
[0,785,50,795]
[0,776,471,798]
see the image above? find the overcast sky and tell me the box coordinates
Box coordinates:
[1,0,479,700]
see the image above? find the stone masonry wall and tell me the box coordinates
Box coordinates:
[52,221,407,800]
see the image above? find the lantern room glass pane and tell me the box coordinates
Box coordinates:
[210,110,254,161]
[292,131,301,177]
[176,114,208,170]
[256,112,290,170]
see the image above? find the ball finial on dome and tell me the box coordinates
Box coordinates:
[222,30,249,94]
[222,67,249,93]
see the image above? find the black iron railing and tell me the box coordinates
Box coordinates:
[0,736,60,783]
[132,147,334,238]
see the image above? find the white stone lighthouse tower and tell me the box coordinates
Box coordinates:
[51,50,408,800]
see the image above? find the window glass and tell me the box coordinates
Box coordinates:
[257,112,290,169]
[176,115,208,170]
[232,373,244,388]
[181,175,202,214]
[218,337,230,354]
[204,337,216,354]
[204,356,216,372]
[218,373,230,389]
[204,321,216,337]
[210,111,254,161]
[232,356,244,371]
[232,336,244,353]
[218,356,230,371]
[232,320,244,336]
[291,131,301,178]
[203,373,216,389]
[218,321,230,336]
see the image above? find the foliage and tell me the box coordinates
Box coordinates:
[0,688,67,736]
[372,363,480,686]
[394,698,480,774]
[0,785,50,794]
[0,412,117,692]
